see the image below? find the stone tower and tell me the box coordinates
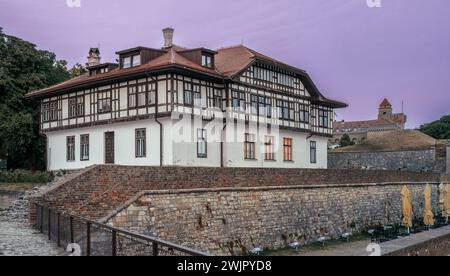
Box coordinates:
[87,48,101,67]
[378,98,393,119]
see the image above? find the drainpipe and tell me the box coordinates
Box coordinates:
[147,72,163,167]
[221,82,230,168]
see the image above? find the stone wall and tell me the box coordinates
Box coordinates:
[447,147,450,173]
[29,165,441,224]
[107,183,440,256]
[328,150,442,173]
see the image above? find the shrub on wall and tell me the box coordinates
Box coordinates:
[0,170,54,183]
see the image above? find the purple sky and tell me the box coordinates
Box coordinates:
[1,0,449,128]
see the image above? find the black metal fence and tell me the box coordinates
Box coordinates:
[35,203,212,256]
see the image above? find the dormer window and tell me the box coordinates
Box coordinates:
[122,54,141,69]
[123,57,132,68]
[132,54,141,67]
[201,54,213,68]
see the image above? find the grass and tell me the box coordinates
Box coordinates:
[0,183,45,192]
[0,170,54,184]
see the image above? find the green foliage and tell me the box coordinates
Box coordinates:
[0,170,54,183]
[68,63,87,78]
[338,134,355,148]
[419,115,450,139]
[0,27,70,170]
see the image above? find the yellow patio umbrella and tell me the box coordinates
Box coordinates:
[401,186,413,230]
[444,184,450,219]
[423,184,434,227]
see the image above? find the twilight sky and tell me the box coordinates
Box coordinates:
[1,0,449,128]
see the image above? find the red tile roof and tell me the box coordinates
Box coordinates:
[379,98,392,108]
[25,44,347,108]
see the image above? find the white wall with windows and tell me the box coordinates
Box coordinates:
[46,116,328,171]
[46,119,164,171]
[223,128,328,169]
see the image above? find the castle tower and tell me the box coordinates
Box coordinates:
[378,98,393,119]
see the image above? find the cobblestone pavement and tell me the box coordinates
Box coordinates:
[0,174,74,256]
[0,217,65,256]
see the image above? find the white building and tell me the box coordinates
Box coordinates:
[26,28,347,171]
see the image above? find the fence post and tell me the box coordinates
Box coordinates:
[70,217,74,244]
[39,205,44,233]
[112,230,117,257]
[86,222,91,256]
[57,213,61,247]
[48,209,51,240]
[153,242,159,256]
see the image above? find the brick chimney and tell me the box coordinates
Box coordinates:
[162,27,174,48]
[87,48,101,67]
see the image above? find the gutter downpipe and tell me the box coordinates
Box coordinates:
[221,81,230,168]
[147,71,163,167]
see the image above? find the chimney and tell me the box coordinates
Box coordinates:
[162,27,174,48]
[87,48,101,67]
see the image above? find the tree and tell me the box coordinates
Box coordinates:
[0,28,70,170]
[68,63,87,78]
[338,134,355,148]
[419,115,450,139]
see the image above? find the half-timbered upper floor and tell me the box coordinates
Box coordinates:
[26,28,347,137]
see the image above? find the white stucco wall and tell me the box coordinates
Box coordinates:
[223,129,327,169]
[46,117,328,171]
[46,119,163,171]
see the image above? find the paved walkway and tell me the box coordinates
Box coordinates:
[0,217,65,256]
[296,239,372,256]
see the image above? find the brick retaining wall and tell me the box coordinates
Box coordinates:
[29,165,441,224]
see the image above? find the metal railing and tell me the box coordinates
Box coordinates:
[35,203,212,256]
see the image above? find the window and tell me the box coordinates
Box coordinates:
[97,92,111,113]
[318,110,329,128]
[259,96,272,118]
[184,83,201,107]
[122,55,141,69]
[68,96,84,118]
[80,134,89,161]
[202,55,213,68]
[135,128,146,158]
[211,89,222,109]
[147,82,156,105]
[310,141,317,164]
[42,101,58,122]
[299,104,310,123]
[183,83,193,106]
[278,100,294,120]
[276,72,295,87]
[123,57,131,69]
[250,95,258,114]
[254,67,273,82]
[132,55,141,67]
[244,133,256,160]
[231,91,246,112]
[264,136,275,161]
[128,84,148,108]
[283,138,293,161]
[197,129,207,158]
[66,136,75,162]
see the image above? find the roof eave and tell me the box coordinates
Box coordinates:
[25,65,224,100]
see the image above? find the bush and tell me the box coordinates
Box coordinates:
[0,170,54,183]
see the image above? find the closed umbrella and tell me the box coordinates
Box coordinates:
[401,186,413,232]
[444,184,450,223]
[423,184,434,227]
